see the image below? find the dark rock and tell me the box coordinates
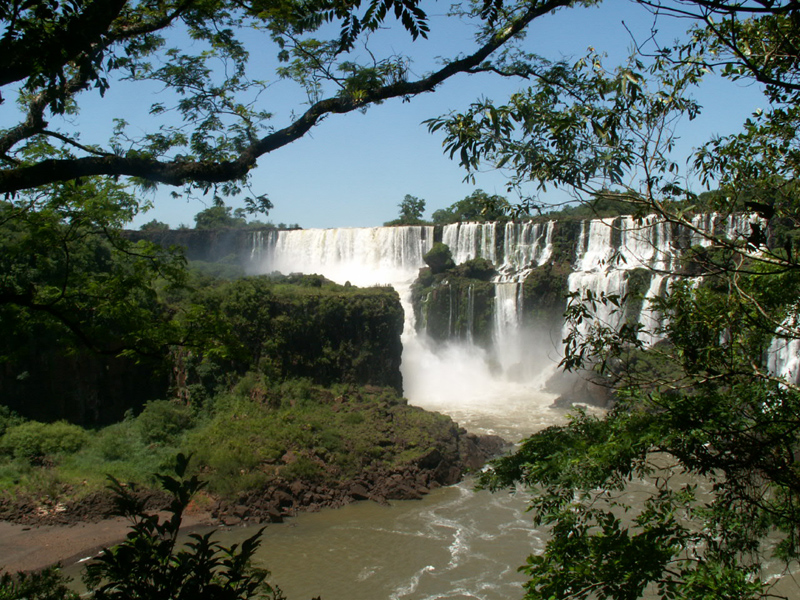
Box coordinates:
[350,484,370,500]
[273,490,295,507]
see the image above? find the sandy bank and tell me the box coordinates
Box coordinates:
[0,512,212,574]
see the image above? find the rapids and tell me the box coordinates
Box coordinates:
[242,222,577,599]
[237,216,800,598]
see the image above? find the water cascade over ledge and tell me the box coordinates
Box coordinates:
[185,212,800,600]
[248,212,800,408]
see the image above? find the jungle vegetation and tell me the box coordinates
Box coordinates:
[4,0,800,599]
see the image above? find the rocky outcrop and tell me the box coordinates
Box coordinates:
[210,430,507,526]
[0,431,507,528]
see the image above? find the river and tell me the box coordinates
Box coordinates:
[235,227,577,599]
[219,361,570,600]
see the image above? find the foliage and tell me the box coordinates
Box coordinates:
[385,194,426,226]
[520,260,572,320]
[423,242,455,274]
[83,454,285,600]
[0,378,460,500]
[412,254,497,348]
[134,400,195,446]
[430,190,511,224]
[0,178,189,361]
[139,219,170,232]
[452,257,496,281]
[1,420,89,463]
[400,194,425,223]
[186,379,455,493]
[0,566,79,600]
[0,406,24,437]
[434,2,800,599]
[194,203,249,229]
[542,193,639,220]
[0,0,580,196]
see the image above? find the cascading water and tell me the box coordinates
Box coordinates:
[441,222,498,265]
[248,213,798,392]
[251,226,434,287]
[434,221,559,381]
[768,315,800,386]
[499,220,554,280]
[566,215,683,342]
[220,214,800,600]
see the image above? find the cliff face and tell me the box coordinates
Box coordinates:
[411,220,583,351]
[3,274,406,425]
[203,276,405,393]
[412,259,497,350]
[1,350,168,426]
[125,228,260,266]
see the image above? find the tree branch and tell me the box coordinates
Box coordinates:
[0,0,571,194]
[0,0,128,88]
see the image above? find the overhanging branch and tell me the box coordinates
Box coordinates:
[0,0,571,194]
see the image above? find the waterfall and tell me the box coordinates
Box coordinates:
[767,314,800,385]
[568,218,627,334]
[498,221,554,281]
[441,222,497,264]
[440,220,557,377]
[252,226,433,287]
[567,215,684,338]
[637,274,669,346]
[493,282,527,377]
[689,212,762,247]
[246,213,798,391]
[466,285,475,345]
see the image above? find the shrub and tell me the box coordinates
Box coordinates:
[135,400,194,446]
[280,455,323,481]
[1,421,89,463]
[452,257,496,281]
[0,566,79,600]
[84,454,287,600]
[93,421,141,462]
[0,406,23,437]
[423,242,456,274]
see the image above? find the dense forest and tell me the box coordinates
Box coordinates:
[3,0,800,599]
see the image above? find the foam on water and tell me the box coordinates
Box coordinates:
[229,219,800,600]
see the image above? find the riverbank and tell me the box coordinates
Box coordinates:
[0,510,213,573]
[0,431,507,574]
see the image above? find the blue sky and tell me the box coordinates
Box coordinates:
[2,2,765,230]
[237,3,762,230]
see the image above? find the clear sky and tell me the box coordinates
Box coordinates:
[4,2,765,230]
[232,2,761,231]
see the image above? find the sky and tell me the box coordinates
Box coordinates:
[2,1,767,230]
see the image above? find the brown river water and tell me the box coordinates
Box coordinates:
[212,341,572,600]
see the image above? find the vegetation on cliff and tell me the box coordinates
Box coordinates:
[0,377,493,524]
[431,2,800,598]
[169,273,405,399]
[412,244,497,350]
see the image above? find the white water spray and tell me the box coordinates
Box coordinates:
[249,214,800,402]
[250,225,562,439]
